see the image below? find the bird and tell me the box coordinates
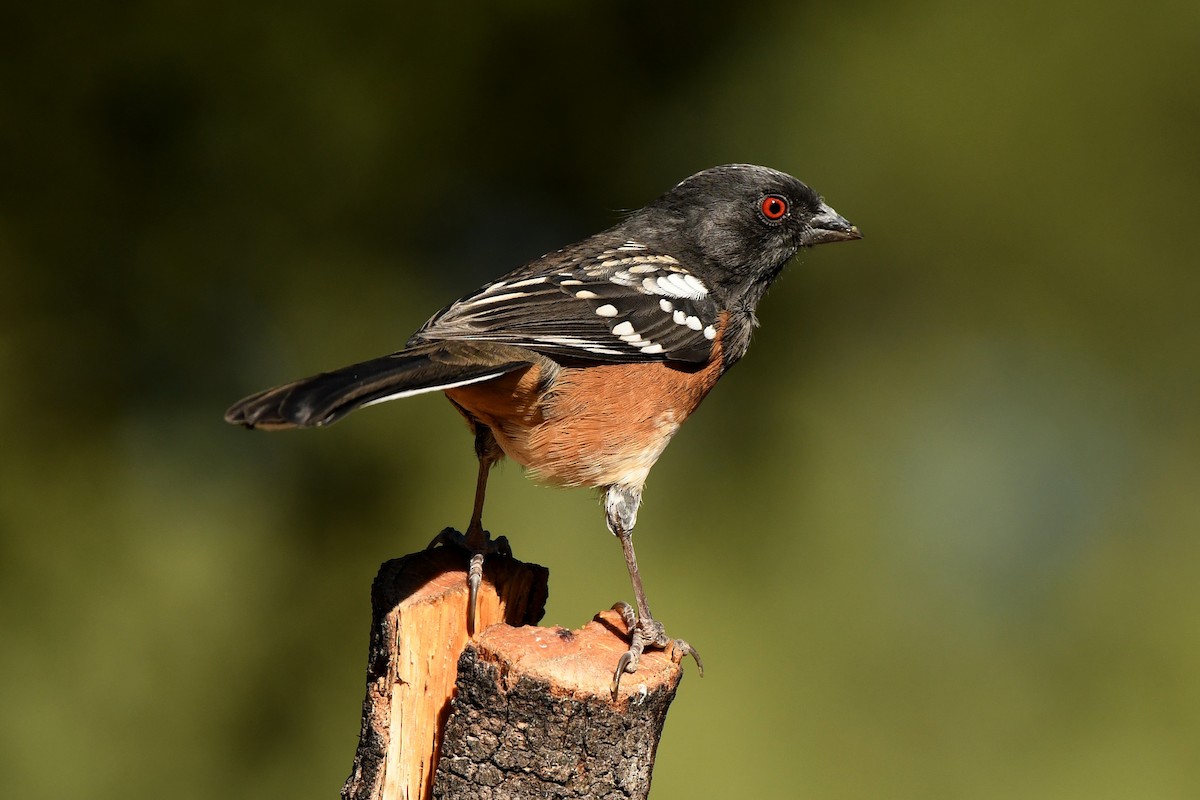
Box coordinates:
[225,164,861,694]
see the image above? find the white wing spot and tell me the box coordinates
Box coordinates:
[611,321,635,336]
[640,343,664,354]
[664,274,693,296]
[535,336,625,356]
[659,299,673,312]
[575,290,599,299]
[465,291,527,307]
[505,276,548,289]
[703,325,717,340]
[595,304,619,317]
[645,272,708,300]
[686,315,703,331]
[672,310,686,325]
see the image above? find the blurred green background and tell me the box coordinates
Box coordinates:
[3,1,1198,798]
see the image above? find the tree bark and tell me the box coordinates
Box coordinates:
[433,609,683,800]
[341,545,548,800]
[342,545,684,800]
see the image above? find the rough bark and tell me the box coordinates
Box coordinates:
[433,609,683,800]
[342,546,548,800]
[342,546,684,800]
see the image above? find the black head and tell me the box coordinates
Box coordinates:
[628,164,860,300]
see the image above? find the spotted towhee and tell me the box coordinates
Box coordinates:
[226,164,860,693]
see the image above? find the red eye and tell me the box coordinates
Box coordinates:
[760,194,788,221]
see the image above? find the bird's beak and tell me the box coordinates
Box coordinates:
[801,202,862,246]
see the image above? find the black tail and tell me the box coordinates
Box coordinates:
[224,341,535,430]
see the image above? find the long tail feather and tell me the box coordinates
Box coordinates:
[224,342,534,430]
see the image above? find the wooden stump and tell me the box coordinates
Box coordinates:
[342,546,685,800]
[434,610,683,800]
[341,546,548,800]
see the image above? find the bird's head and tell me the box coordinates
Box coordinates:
[638,163,860,302]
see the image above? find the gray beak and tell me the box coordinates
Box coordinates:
[801,201,862,246]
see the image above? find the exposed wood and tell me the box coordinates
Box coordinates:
[342,545,548,800]
[432,608,684,800]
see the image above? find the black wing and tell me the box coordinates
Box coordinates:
[411,240,721,364]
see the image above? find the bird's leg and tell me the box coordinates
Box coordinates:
[464,432,497,547]
[427,424,510,633]
[605,485,703,697]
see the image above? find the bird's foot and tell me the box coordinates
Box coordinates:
[609,601,703,698]
[427,526,512,633]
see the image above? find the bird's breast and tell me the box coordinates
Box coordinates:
[444,324,728,490]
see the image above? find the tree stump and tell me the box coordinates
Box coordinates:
[434,610,683,800]
[341,545,685,800]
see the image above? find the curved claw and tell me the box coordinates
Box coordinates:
[609,605,703,698]
[467,552,484,633]
[673,639,704,677]
[427,526,514,633]
[610,650,634,697]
